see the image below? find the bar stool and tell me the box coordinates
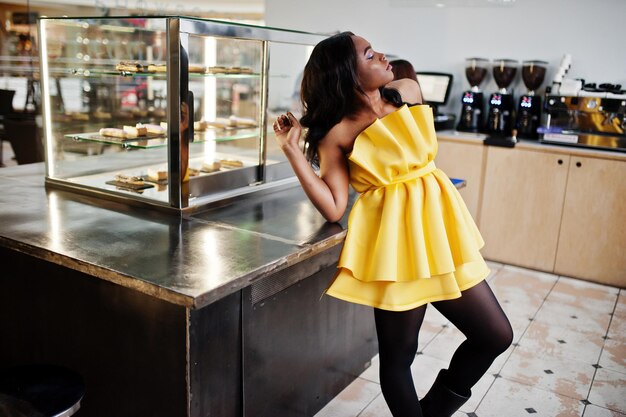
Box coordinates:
[0,364,85,417]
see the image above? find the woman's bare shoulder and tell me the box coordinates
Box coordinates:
[321,118,364,154]
[385,78,423,104]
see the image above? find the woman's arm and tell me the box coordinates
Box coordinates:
[274,113,350,223]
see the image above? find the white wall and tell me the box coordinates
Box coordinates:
[265,0,626,115]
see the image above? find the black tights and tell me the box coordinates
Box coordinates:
[374,280,513,417]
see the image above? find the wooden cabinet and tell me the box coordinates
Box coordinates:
[435,140,486,223]
[437,136,626,286]
[478,147,570,271]
[554,156,626,286]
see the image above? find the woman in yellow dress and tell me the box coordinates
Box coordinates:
[274,32,513,417]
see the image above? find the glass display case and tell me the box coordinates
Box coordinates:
[38,16,325,213]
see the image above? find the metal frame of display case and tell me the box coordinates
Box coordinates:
[38,16,326,214]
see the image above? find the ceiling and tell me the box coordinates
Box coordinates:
[1,0,265,18]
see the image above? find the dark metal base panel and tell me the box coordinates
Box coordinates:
[189,291,243,417]
[0,247,188,417]
[242,261,378,417]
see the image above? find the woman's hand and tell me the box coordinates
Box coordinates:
[273,112,302,152]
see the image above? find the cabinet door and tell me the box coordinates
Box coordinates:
[435,140,485,223]
[479,147,569,270]
[554,156,626,286]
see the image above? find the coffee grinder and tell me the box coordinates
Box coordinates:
[485,59,518,137]
[516,60,548,139]
[457,57,489,132]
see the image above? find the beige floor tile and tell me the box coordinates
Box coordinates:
[421,325,466,363]
[489,266,556,320]
[518,320,605,364]
[500,345,595,400]
[491,265,558,297]
[607,313,626,343]
[410,353,451,396]
[476,376,585,417]
[488,343,516,375]
[505,311,534,343]
[314,377,381,417]
[588,367,626,414]
[358,355,485,416]
[359,354,380,384]
[533,299,612,337]
[584,404,626,416]
[424,304,450,327]
[460,372,497,414]
[357,393,392,417]
[419,317,445,352]
[546,276,619,315]
[599,339,626,374]
[615,291,626,316]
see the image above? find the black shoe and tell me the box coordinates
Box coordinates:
[420,370,470,417]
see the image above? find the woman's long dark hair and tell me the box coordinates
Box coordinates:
[300,31,365,166]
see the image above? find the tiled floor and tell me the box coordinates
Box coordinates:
[315,262,626,417]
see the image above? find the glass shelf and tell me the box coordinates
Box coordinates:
[64,127,259,149]
[65,67,261,78]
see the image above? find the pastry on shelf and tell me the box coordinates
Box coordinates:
[206,118,231,129]
[205,66,229,74]
[201,161,222,173]
[194,120,209,131]
[123,124,147,138]
[70,112,89,121]
[99,128,131,139]
[131,108,149,118]
[149,107,166,118]
[147,168,167,182]
[106,174,154,191]
[144,123,166,136]
[219,159,244,168]
[147,63,167,73]
[93,111,112,120]
[113,110,134,120]
[229,115,257,128]
[229,66,254,74]
[116,61,145,72]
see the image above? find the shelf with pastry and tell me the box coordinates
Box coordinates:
[63,124,260,149]
[64,64,260,78]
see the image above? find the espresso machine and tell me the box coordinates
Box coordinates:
[485,59,518,137]
[516,60,548,139]
[540,87,626,152]
[457,57,489,132]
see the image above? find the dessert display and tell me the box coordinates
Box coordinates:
[146,63,167,73]
[93,111,112,120]
[219,159,244,168]
[201,161,222,173]
[98,123,166,140]
[106,174,154,190]
[138,63,253,74]
[206,65,254,74]
[116,61,144,72]
[146,168,168,183]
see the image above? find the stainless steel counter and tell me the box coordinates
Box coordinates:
[0,162,466,310]
[0,163,351,309]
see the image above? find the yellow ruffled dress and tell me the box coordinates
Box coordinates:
[326,104,490,311]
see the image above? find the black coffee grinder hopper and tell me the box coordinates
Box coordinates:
[485,59,518,147]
